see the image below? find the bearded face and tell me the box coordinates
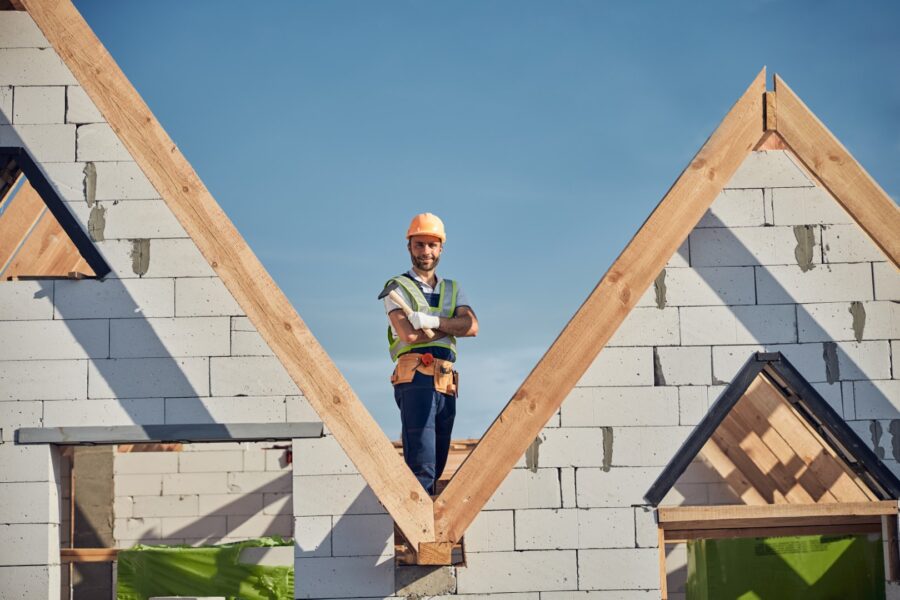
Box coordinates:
[408,235,443,273]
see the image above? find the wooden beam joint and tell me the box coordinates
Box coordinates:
[416,541,454,565]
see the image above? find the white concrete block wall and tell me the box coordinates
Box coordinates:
[0,19,319,598]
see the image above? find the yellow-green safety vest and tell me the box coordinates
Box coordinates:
[386,275,458,362]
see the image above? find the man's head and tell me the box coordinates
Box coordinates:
[406,213,445,273]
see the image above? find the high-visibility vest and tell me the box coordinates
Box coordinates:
[386,275,458,362]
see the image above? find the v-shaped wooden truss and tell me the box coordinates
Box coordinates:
[24,0,900,562]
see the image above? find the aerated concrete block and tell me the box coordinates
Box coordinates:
[211,356,301,396]
[682,304,797,346]
[198,493,265,517]
[712,343,828,384]
[42,161,86,201]
[0,12,50,48]
[611,426,693,466]
[0,319,108,360]
[227,513,292,539]
[561,467,577,508]
[109,316,230,358]
[561,386,679,427]
[690,226,821,268]
[678,386,708,426]
[286,395,319,422]
[0,401,41,441]
[132,495,199,519]
[465,510,515,552]
[531,428,606,468]
[543,592,657,599]
[13,85,65,124]
[578,548,659,590]
[577,347,653,387]
[176,450,244,473]
[293,435,357,476]
[0,85,9,124]
[332,513,393,557]
[661,267,756,306]
[0,48,76,85]
[66,85,103,124]
[456,550,577,593]
[0,523,59,567]
[88,357,209,399]
[655,346,711,385]
[164,395,286,424]
[293,474,384,516]
[756,263,873,304]
[76,122,131,161]
[114,474,163,497]
[294,516,332,557]
[163,473,228,496]
[724,151,813,189]
[0,482,57,524]
[822,223,887,263]
[0,280,54,320]
[606,307,680,347]
[67,198,187,239]
[114,451,178,475]
[0,359,87,401]
[483,468,561,510]
[161,515,227,540]
[837,341,892,380]
[227,471,291,495]
[576,467,662,507]
[634,506,658,547]
[104,239,214,279]
[175,277,243,317]
[295,555,394,599]
[697,189,765,228]
[43,397,165,427]
[0,123,75,161]
[54,278,174,319]
[853,380,900,420]
[771,186,853,225]
[90,160,158,200]
[0,565,59,600]
[798,301,898,343]
[874,262,900,301]
[515,507,634,550]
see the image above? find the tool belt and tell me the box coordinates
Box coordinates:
[391,352,458,396]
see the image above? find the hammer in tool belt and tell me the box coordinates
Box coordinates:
[378,281,436,339]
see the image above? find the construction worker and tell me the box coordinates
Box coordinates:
[383,213,478,495]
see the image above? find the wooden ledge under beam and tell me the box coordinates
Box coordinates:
[658,500,899,531]
[16,422,323,445]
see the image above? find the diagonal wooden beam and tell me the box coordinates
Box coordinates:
[22,0,435,548]
[774,75,900,266]
[0,177,45,275]
[434,69,767,543]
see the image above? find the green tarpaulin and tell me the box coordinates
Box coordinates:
[117,536,293,600]
[687,533,884,600]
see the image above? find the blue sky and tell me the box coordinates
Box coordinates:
[73,1,899,438]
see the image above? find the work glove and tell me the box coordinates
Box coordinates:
[408,311,440,331]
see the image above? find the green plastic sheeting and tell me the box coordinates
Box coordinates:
[687,533,884,600]
[117,536,293,600]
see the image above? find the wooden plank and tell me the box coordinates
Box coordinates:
[0,179,44,274]
[698,438,768,505]
[775,74,900,266]
[730,390,837,503]
[60,548,118,563]
[764,91,776,131]
[417,541,454,565]
[4,209,93,279]
[658,528,668,600]
[665,520,883,543]
[21,0,435,549]
[658,500,899,525]
[0,170,23,210]
[750,377,874,502]
[883,514,900,581]
[433,69,767,544]
[710,418,788,504]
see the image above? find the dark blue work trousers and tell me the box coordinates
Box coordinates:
[394,371,456,495]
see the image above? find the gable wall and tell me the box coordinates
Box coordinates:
[295,148,897,599]
[0,12,318,598]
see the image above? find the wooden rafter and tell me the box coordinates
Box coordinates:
[0,177,45,275]
[433,69,767,543]
[774,75,900,266]
[21,0,434,551]
[658,500,898,529]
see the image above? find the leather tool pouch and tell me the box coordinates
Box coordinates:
[433,359,457,397]
[390,354,419,385]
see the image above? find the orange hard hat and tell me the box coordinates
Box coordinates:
[406,212,446,242]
